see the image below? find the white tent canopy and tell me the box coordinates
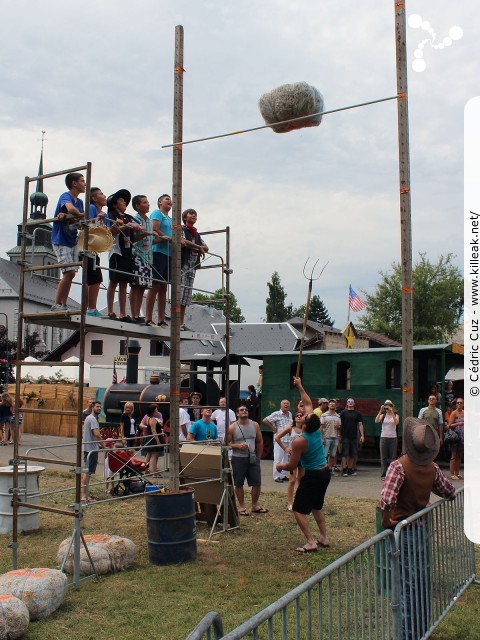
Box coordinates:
[20,356,90,383]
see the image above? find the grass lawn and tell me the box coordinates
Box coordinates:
[0,471,478,640]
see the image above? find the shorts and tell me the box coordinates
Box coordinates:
[231,455,261,488]
[53,244,79,273]
[83,450,99,475]
[292,467,330,515]
[152,252,171,285]
[86,255,103,285]
[132,255,153,288]
[325,437,338,458]
[341,437,358,458]
[109,252,134,283]
[180,267,196,307]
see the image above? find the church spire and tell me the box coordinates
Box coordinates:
[30,131,48,220]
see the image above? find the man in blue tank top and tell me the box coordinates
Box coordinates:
[277,377,331,553]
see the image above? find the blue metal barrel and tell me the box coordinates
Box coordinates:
[145,488,197,564]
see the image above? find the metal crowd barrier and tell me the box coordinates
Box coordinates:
[186,488,477,640]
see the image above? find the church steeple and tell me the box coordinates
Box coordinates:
[30,131,48,220]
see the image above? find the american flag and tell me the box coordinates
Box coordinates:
[348,285,367,312]
[112,362,117,384]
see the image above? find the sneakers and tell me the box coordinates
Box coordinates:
[342,468,348,477]
[348,469,357,476]
[157,320,169,329]
[50,303,68,311]
[86,309,102,317]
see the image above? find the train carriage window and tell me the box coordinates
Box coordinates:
[336,361,351,390]
[289,362,303,388]
[386,359,401,389]
[91,340,103,356]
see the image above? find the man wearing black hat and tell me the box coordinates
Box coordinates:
[106,189,136,321]
[378,417,455,640]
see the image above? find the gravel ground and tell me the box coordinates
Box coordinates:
[0,433,463,502]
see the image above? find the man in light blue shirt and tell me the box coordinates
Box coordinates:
[187,408,218,441]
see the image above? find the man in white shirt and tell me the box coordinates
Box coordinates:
[211,397,236,441]
[179,406,191,442]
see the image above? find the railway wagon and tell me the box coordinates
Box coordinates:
[257,343,463,459]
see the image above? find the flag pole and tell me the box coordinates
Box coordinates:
[347,285,351,323]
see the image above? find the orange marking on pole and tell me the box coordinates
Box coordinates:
[402,286,413,294]
[174,66,186,73]
[400,187,410,194]
[173,144,183,151]
[172,224,182,230]
[402,387,414,393]
[170,390,180,396]
[171,306,181,312]
[398,92,407,100]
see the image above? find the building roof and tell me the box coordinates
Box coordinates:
[211,322,301,355]
[0,257,78,308]
[356,330,402,347]
[288,316,342,335]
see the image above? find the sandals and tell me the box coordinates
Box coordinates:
[295,545,317,554]
[238,508,250,516]
[251,507,268,514]
[107,312,117,320]
[144,320,156,327]
[315,540,331,548]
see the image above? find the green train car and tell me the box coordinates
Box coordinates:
[257,343,463,459]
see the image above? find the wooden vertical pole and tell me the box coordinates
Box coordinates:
[394,2,414,421]
[169,25,184,491]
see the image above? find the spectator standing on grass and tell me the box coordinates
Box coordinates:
[277,377,330,553]
[418,394,444,447]
[447,397,464,481]
[187,408,218,441]
[81,401,104,503]
[313,398,328,418]
[228,405,267,516]
[275,411,305,511]
[263,400,292,483]
[211,397,235,441]
[187,391,203,423]
[51,173,85,311]
[119,402,137,448]
[320,400,341,474]
[339,398,364,477]
[375,400,399,480]
[378,417,455,640]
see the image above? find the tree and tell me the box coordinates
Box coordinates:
[289,295,335,326]
[265,271,292,322]
[192,289,246,323]
[358,253,463,344]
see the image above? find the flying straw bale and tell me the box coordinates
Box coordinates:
[258,81,324,133]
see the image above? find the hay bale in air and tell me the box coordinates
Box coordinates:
[258,81,324,133]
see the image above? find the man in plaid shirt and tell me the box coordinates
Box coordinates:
[378,417,455,640]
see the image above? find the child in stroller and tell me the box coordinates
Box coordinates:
[107,447,152,496]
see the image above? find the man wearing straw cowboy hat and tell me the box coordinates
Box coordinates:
[378,417,455,640]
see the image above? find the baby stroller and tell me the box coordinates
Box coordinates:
[107,449,152,496]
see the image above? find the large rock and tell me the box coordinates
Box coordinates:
[0,595,30,640]
[57,534,136,575]
[0,568,67,621]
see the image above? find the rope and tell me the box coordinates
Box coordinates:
[161,95,398,149]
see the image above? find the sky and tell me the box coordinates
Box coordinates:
[0,0,476,327]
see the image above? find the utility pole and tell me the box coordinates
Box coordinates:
[169,25,184,491]
[394,1,414,422]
